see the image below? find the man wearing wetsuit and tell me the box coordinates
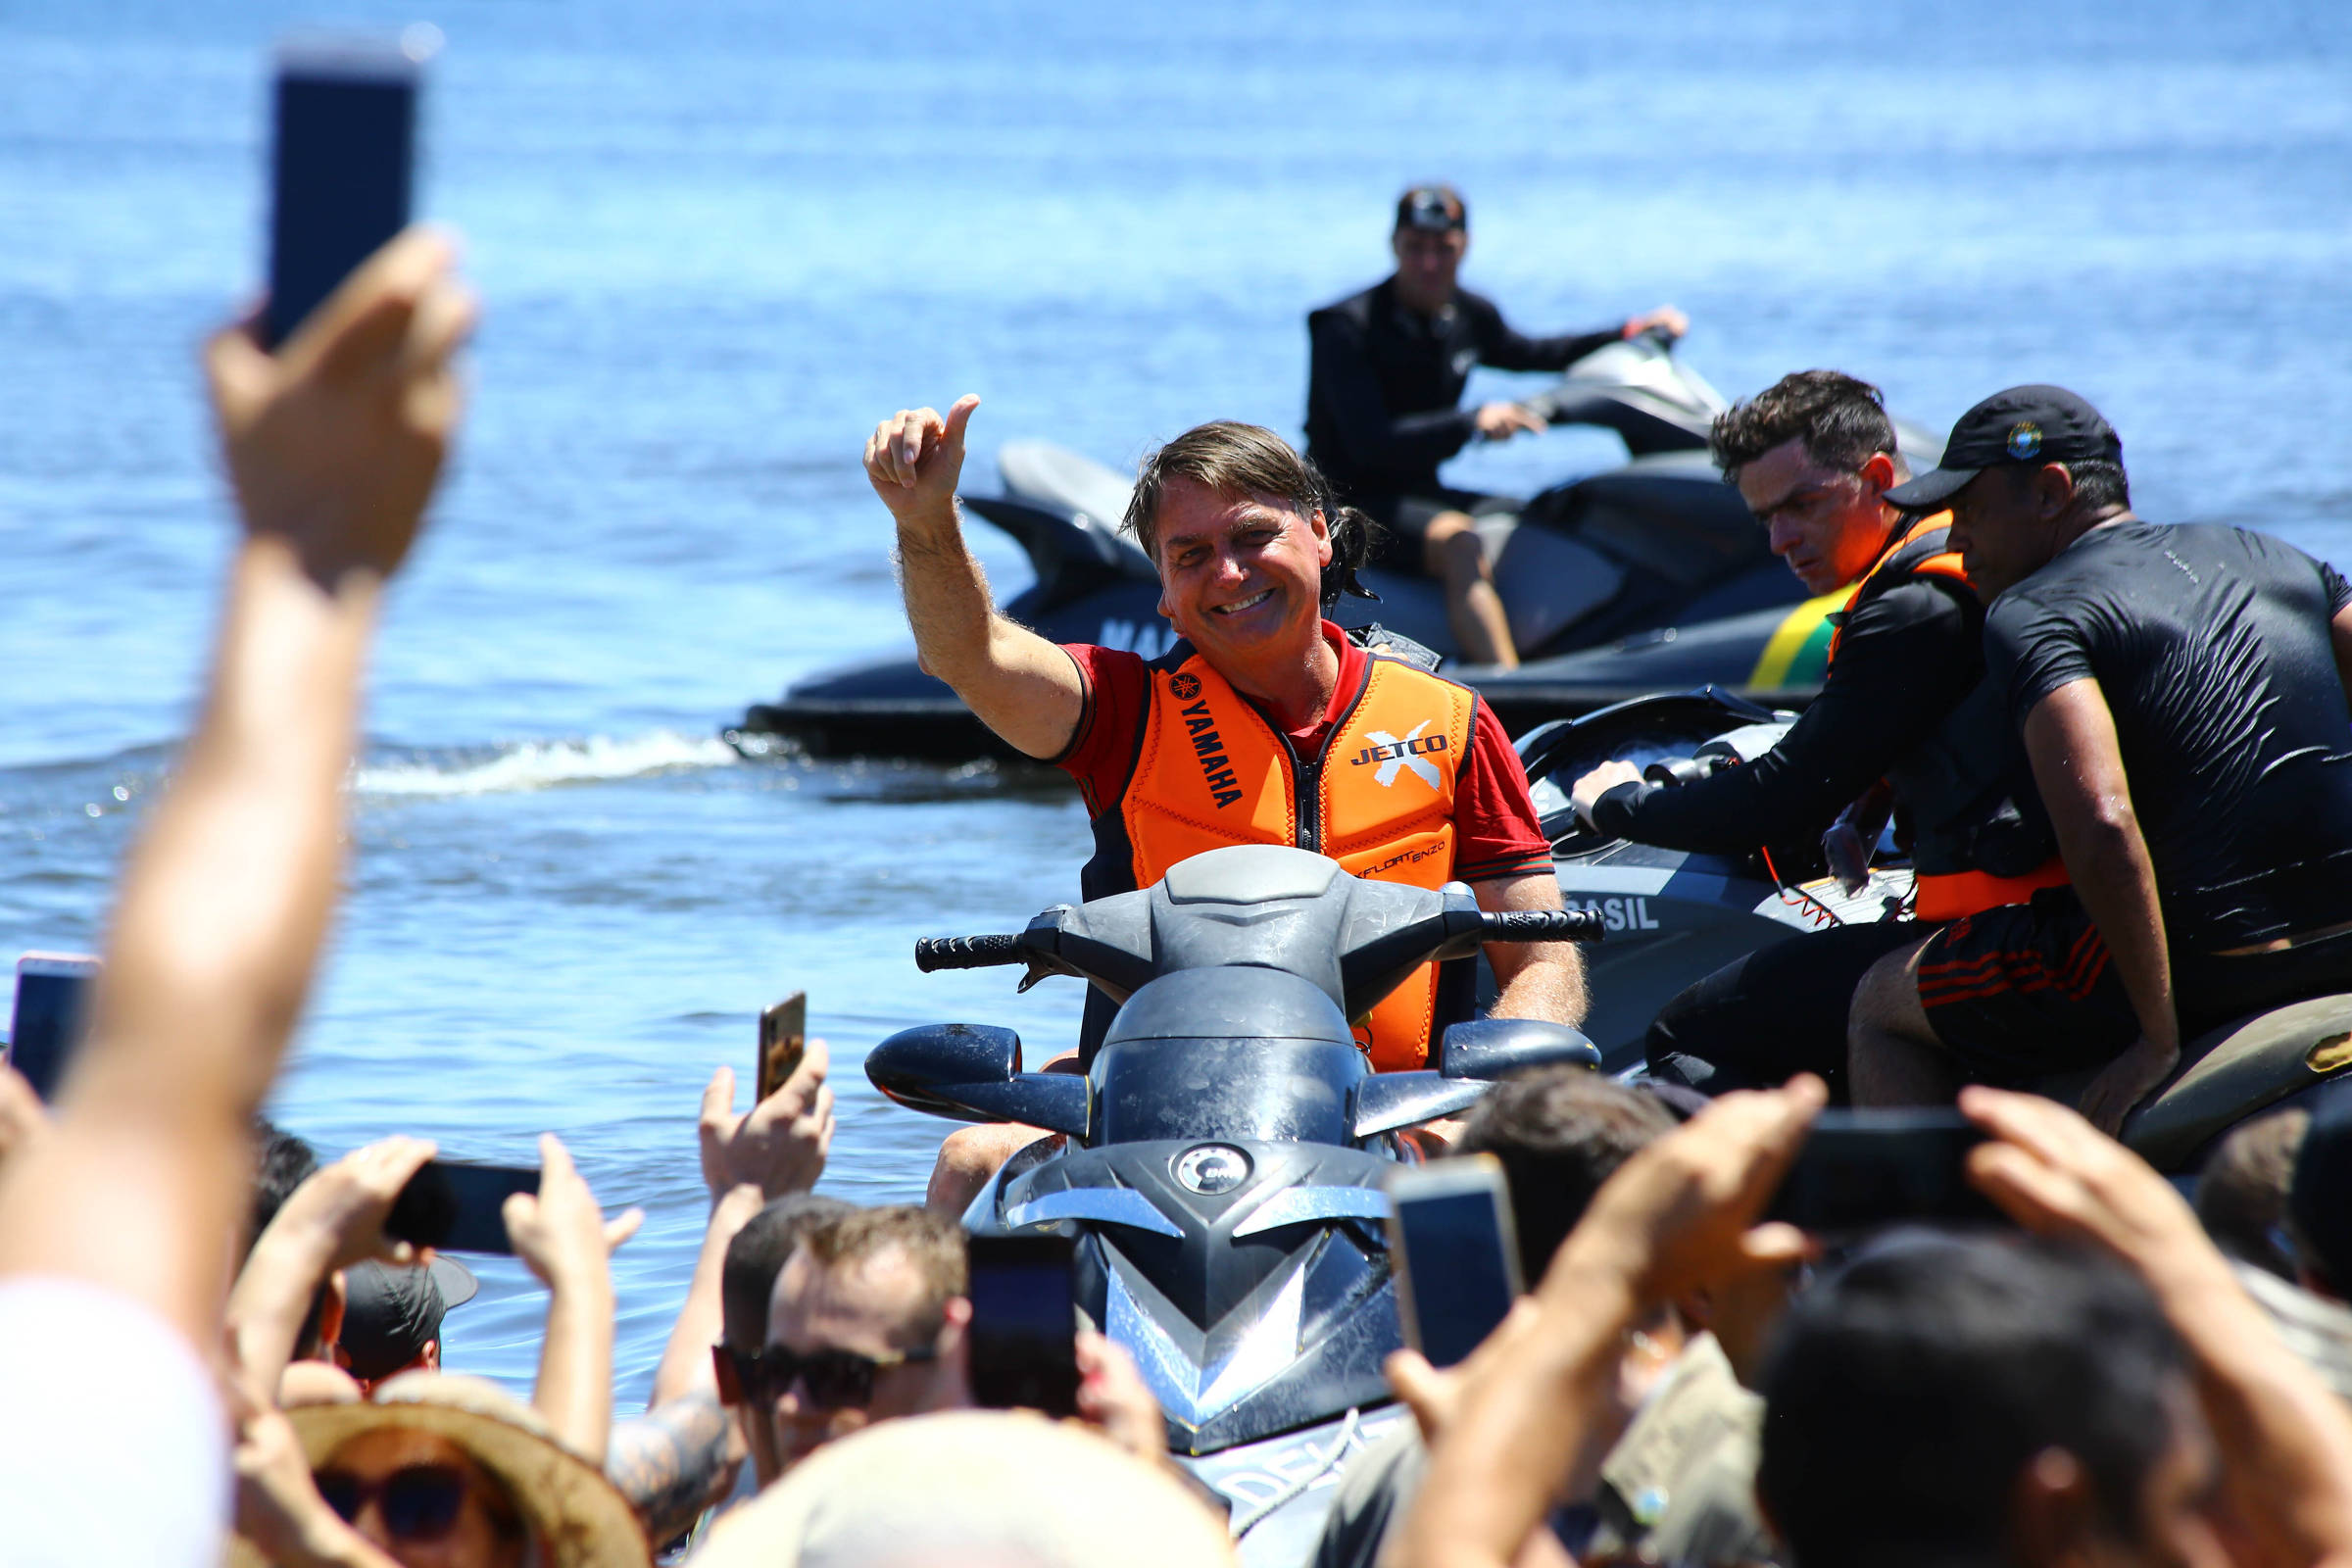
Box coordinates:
[1304,184,1686,669]
[1849,386,2352,1133]
[861,397,1579,1213]
[1564,371,2062,1097]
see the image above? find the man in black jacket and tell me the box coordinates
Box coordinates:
[1567,371,2062,1098]
[1303,184,1685,668]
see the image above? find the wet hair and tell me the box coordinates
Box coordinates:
[796,1204,969,1348]
[249,1117,318,1254]
[2064,458,2132,514]
[1708,369,1897,486]
[1759,1232,2188,1568]
[723,1194,856,1353]
[1452,1069,1675,1283]
[1123,421,1382,612]
[2194,1108,2308,1281]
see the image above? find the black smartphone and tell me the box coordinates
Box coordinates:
[1387,1154,1524,1368]
[266,34,423,348]
[966,1235,1081,1417]
[1766,1108,2002,1236]
[758,992,808,1103]
[384,1160,540,1254]
[7,954,100,1102]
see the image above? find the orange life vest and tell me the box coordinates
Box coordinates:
[1083,642,1480,1070]
[1831,514,2069,920]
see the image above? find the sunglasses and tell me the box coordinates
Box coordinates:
[314,1463,470,1542]
[712,1341,938,1411]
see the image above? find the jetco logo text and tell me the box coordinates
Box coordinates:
[1349,721,1446,789]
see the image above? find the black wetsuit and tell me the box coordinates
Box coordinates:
[1303,278,1619,564]
[1601,530,2043,1097]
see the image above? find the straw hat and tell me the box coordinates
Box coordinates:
[691,1409,1235,1568]
[231,1372,648,1567]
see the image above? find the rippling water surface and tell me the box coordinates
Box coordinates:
[4,0,2348,1395]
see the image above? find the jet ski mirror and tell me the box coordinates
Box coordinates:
[864,1023,1091,1141]
[1438,1018,1602,1080]
[1351,1072,1489,1140]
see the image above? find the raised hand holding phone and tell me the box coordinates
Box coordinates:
[700,1031,833,1201]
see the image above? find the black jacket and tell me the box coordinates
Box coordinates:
[1303,277,1619,502]
[1591,527,2049,880]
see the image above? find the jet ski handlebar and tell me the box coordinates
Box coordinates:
[1480,907,1604,942]
[913,933,1027,972]
[914,906,1602,973]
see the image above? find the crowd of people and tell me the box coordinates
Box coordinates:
[7,177,2352,1568]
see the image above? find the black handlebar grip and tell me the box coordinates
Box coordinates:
[913,933,1027,972]
[1481,908,1606,943]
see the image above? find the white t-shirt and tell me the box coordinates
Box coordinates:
[0,1277,226,1567]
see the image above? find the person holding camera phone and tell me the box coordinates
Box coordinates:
[864,406,1584,1219]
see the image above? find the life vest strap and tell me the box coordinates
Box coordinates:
[1915,858,2071,922]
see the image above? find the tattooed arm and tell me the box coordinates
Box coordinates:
[606,1388,740,1546]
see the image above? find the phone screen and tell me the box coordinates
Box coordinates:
[385,1161,540,1254]
[1390,1175,1522,1368]
[966,1235,1080,1417]
[1766,1108,2002,1236]
[8,956,99,1102]
[759,992,808,1103]
[267,37,419,348]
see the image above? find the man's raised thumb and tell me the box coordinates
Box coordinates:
[943,393,982,455]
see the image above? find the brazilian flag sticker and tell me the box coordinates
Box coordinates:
[1746,590,1846,689]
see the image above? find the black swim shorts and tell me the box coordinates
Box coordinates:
[1358,488,1516,570]
[1913,887,2137,1083]
[1916,886,2352,1082]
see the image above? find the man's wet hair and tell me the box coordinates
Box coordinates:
[2063,458,2132,514]
[1709,369,1897,486]
[1452,1069,1676,1283]
[1759,1232,2188,1568]
[1124,421,1382,612]
[794,1203,969,1348]
[724,1194,855,1352]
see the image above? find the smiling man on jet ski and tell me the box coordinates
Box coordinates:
[1848,386,2352,1135]
[1566,371,2065,1099]
[1303,183,1687,670]
[863,398,1583,1213]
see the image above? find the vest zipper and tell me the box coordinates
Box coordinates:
[1294,753,1320,855]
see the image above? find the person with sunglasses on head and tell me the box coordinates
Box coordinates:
[1566,370,2065,1102]
[1304,183,1688,669]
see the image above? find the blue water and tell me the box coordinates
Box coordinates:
[5,0,2349,1400]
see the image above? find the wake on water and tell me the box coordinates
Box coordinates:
[350,731,742,799]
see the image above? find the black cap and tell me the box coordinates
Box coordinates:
[1395,183,1467,234]
[339,1254,478,1381]
[2291,1085,2352,1295]
[1883,384,2124,510]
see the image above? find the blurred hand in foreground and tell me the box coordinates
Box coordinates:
[0,1064,46,1171]
[209,226,475,587]
[1074,1328,1166,1465]
[698,1043,834,1202]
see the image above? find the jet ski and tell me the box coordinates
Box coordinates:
[862,843,1605,1562]
[729,337,1945,760]
[1527,690,2352,1173]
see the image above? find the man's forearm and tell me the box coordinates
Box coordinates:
[0,536,375,1340]
[537,1269,619,1463]
[2060,817,2175,1049]
[650,1185,761,1408]
[895,504,1000,685]
[1476,875,1587,1026]
[607,1390,738,1545]
[1395,1267,1640,1568]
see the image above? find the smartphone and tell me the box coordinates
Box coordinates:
[384,1160,540,1254]
[1388,1154,1524,1368]
[266,34,422,348]
[1766,1108,2002,1236]
[758,992,808,1103]
[966,1235,1081,1417]
[7,954,100,1102]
